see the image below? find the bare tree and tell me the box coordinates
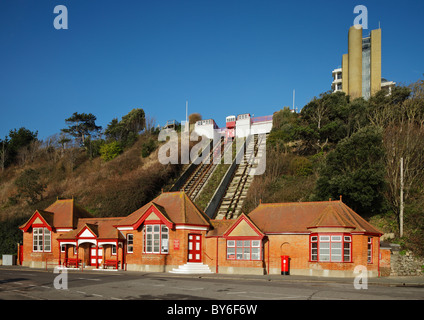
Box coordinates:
[0,138,8,172]
[384,122,424,212]
[382,81,424,232]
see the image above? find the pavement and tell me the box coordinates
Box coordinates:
[197,272,424,287]
[154,270,424,287]
[2,265,423,287]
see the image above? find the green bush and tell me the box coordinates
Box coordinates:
[290,157,313,176]
[15,169,46,204]
[141,139,156,158]
[100,141,123,162]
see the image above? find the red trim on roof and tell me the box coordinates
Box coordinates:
[133,204,174,230]
[223,213,264,239]
[76,225,97,238]
[19,210,53,232]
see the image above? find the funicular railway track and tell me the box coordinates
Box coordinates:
[181,137,227,201]
[215,133,266,220]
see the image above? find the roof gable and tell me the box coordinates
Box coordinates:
[116,192,211,229]
[133,203,174,230]
[224,213,264,239]
[19,210,54,232]
[21,198,93,232]
[78,225,98,238]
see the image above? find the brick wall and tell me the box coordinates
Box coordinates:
[205,233,382,277]
[22,229,64,268]
[121,227,208,269]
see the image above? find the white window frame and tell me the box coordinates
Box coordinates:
[127,234,133,253]
[344,236,352,262]
[367,237,373,264]
[310,234,351,263]
[33,227,51,252]
[143,224,169,254]
[311,236,318,261]
[226,239,262,261]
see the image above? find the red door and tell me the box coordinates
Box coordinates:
[19,244,23,265]
[90,247,103,266]
[188,234,202,263]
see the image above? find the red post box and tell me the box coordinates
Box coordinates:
[281,255,290,275]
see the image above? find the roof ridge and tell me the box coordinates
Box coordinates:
[183,192,187,224]
[183,191,211,224]
[80,217,124,221]
[259,200,336,206]
[339,202,383,234]
[308,204,355,228]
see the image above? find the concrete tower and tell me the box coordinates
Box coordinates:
[332,25,389,100]
[370,28,382,96]
[348,25,363,99]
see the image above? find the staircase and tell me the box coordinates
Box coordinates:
[169,262,213,274]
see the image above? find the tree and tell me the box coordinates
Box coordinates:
[120,108,145,134]
[267,107,300,152]
[315,126,386,216]
[105,108,146,147]
[5,127,38,167]
[188,113,202,124]
[105,118,125,142]
[61,112,102,146]
[379,80,424,233]
[8,127,38,152]
[299,91,355,152]
[15,169,46,204]
[0,137,8,172]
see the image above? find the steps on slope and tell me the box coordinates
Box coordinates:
[169,262,213,274]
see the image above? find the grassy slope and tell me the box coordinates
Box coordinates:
[0,135,183,220]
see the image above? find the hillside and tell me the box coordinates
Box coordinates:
[242,80,424,257]
[1,80,424,258]
[0,113,186,255]
[0,134,181,217]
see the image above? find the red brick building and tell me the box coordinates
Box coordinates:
[19,192,388,277]
[206,200,385,277]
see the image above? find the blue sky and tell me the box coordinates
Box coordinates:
[0,0,423,140]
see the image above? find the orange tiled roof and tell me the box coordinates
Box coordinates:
[19,199,93,231]
[115,191,211,228]
[58,217,125,240]
[207,219,235,237]
[45,198,93,228]
[247,200,383,235]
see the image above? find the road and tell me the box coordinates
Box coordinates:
[1,266,423,301]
